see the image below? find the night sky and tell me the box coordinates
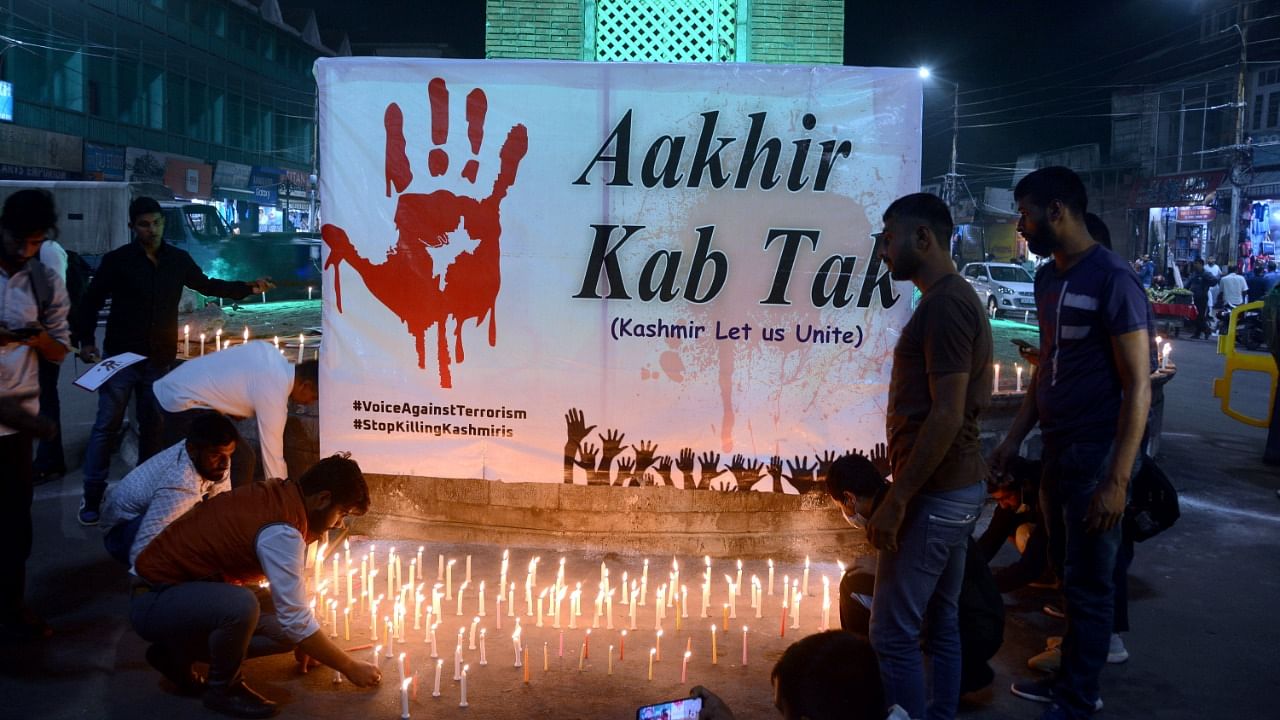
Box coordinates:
[289,0,1202,188]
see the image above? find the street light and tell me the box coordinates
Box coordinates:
[919,67,960,212]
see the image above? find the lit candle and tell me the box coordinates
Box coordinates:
[802,556,810,596]
[680,584,688,619]
[543,641,549,671]
[681,650,691,683]
[791,584,802,630]
[608,644,614,675]
[512,622,522,666]
[372,644,381,667]
[183,325,190,356]
[432,658,442,697]
[308,285,314,300]
[606,589,614,630]
[584,628,591,659]
[273,335,279,351]
[430,621,439,658]
[400,677,411,719]
[522,646,530,684]
[242,325,249,344]
[1161,342,1171,370]
[648,648,656,681]
[479,628,488,665]
[478,581,486,617]
[768,559,775,596]
[296,332,304,363]
[742,625,749,665]
[993,363,1001,395]
[641,559,649,606]
[199,332,205,355]
[655,629,663,661]
[446,559,455,600]
[215,328,222,352]
[578,640,586,672]
[456,581,467,616]
[537,588,546,627]
[261,291,267,304]
[469,616,479,649]
[458,664,469,708]
[822,576,832,631]
[508,582,515,617]
[496,594,503,630]
[386,618,394,657]
[398,651,407,684]
[620,629,627,661]
[722,603,729,630]
[344,606,350,641]
[711,625,718,665]
[557,630,563,658]
[465,554,472,585]
[437,553,444,581]
[500,549,509,593]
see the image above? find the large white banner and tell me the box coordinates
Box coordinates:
[317,59,920,488]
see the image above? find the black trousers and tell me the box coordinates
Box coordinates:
[33,359,64,474]
[0,431,34,617]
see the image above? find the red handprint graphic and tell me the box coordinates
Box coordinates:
[322,78,529,388]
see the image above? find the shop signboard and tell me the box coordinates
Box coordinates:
[84,142,126,181]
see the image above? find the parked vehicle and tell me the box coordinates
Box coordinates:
[0,180,319,299]
[961,262,1037,319]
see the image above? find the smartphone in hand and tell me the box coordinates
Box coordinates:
[638,696,703,720]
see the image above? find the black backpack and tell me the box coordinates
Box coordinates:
[63,250,92,310]
[1124,455,1180,542]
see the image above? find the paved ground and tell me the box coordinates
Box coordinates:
[2,318,1278,720]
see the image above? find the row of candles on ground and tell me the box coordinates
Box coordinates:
[366,620,758,712]
[181,324,315,362]
[992,362,1030,395]
[992,336,1173,396]
[306,543,838,714]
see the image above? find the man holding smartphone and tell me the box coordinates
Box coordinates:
[993,167,1150,720]
[0,189,71,642]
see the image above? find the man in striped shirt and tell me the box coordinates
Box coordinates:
[992,167,1151,720]
[100,413,238,570]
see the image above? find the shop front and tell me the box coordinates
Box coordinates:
[1129,169,1225,276]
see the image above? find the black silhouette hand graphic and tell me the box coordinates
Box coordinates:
[786,456,817,494]
[676,448,696,489]
[698,451,721,490]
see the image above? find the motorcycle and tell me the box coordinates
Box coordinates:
[1214,304,1267,350]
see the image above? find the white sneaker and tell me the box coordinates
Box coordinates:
[1108,633,1129,664]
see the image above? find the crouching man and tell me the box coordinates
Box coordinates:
[131,453,381,718]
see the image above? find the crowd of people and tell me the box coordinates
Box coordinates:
[2,167,1156,720]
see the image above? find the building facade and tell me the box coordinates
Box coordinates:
[0,0,345,230]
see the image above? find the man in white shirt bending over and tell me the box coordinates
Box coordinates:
[100,412,238,570]
[153,342,318,486]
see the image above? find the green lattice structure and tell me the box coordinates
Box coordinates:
[486,0,843,65]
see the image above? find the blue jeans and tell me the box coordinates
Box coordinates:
[870,482,984,720]
[104,514,144,566]
[1040,441,1138,718]
[81,361,169,508]
[130,582,295,685]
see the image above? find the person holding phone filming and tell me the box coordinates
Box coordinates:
[0,188,70,642]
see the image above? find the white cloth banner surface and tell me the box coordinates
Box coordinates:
[316,58,920,486]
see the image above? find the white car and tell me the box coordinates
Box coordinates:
[961,262,1037,319]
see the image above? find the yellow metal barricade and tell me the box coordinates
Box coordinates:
[1213,301,1278,427]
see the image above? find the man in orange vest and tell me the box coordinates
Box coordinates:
[131,453,381,718]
